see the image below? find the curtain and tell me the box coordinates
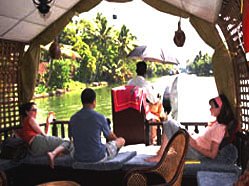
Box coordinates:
[20,0,102,102]
[243,0,249,55]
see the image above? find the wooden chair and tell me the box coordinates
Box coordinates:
[123,129,189,186]
[0,171,7,186]
[111,86,163,145]
[234,160,249,186]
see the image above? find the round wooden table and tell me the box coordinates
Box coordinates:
[37,180,80,186]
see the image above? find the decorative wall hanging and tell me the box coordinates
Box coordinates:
[49,38,61,59]
[173,17,186,47]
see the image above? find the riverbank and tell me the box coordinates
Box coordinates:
[35,85,113,124]
[33,81,109,100]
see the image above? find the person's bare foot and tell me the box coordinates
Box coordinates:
[48,152,55,169]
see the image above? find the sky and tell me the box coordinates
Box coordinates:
[79,0,214,67]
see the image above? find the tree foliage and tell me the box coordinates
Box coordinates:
[186,51,213,76]
[58,13,140,84]
[46,59,72,89]
[38,13,175,93]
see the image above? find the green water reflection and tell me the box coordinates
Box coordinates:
[35,86,114,124]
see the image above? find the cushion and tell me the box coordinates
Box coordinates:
[122,154,157,170]
[21,153,74,167]
[183,161,241,176]
[197,171,238,186]
[183,144,240,176]
[0,159,20,170]
[213,144,238,164]
[120,144,159,170]
[121,144,240,175]
[72,151,136,171]
[119,144,160,155]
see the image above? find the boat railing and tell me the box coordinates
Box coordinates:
[0,120,208,142]
[39,120,72,140]
[39,120,208,140]
[180,122,208,133]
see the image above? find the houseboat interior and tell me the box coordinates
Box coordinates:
[0,0,249,185]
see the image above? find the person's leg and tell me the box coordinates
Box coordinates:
[150,126,157,145]
[186,145,205,160]
[156,132,167,156]
[30,135,72,168]
[30,135,66,155]
[163,120,203,160]
[105,137,125,160]
[163,119,181,140]
[47,145,65,169]
[47,140,72,169]
[156,119,180,154]
[115,137,125,149]
[29,135,57,156]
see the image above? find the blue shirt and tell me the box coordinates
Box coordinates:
[70,107,111,162]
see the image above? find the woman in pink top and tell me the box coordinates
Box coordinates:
[17,102,73,168]
[146,94,236,162]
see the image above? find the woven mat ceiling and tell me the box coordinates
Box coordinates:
[0,0,80,43]
[0,0,223,43]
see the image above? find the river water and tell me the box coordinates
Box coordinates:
[35,75,218,124]
[35,86,114,124]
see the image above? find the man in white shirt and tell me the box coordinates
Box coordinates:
[127,61,159,104]
[128,61,166,144]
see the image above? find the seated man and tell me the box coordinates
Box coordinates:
[70,88,125,163]
[128,61,166,144]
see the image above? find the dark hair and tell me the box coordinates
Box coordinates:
[217,94,235,125]
[213,94,238,148]
[136,61,147,76]
[81,88,96,105]
[210,94,236,136]
[209,98,219,108]
[19,102,36,117]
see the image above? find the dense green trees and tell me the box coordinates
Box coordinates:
[58,13,138,84]
[37,13,180,93]
[186,51,213,76]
